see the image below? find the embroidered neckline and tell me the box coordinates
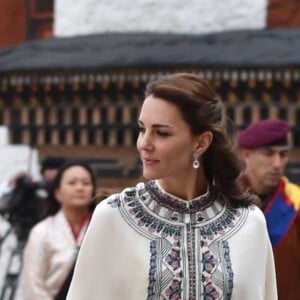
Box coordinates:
[107,181,242,299]
[144,180,218,214]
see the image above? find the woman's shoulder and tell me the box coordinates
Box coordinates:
[246,203,265,218]
[96,183,143,210]
[29,213,58,234]
[237,204,267,229]
[85,184,141,232]
[237,205,273,248]
[94,183,141,215]
[25,215,58,244]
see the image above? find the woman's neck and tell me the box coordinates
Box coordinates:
[62,207,90,227]
[158,169,208,201]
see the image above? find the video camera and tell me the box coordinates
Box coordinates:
[2,175,50,241]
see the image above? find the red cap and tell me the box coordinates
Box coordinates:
[237,119,291,149]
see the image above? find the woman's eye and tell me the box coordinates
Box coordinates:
[157,131,171,137]
[138,127,145,133]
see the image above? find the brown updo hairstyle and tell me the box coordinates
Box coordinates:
[47,160,97,215]
[145,73,254,207]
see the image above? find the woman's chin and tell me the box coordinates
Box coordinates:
[142,171,158,181]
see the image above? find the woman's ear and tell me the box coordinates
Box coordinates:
[194,131,213,155]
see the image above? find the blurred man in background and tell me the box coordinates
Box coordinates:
[238,119,300,300]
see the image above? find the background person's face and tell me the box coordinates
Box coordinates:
[244,146,289,194]
[136,95,197,182]
[55,166,94,210]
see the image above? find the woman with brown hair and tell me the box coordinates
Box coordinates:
[67,73,277,300]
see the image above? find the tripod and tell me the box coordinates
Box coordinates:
[0,224,27,300]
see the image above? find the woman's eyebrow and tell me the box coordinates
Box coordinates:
[152,124,174,129]
[138,120,174,129]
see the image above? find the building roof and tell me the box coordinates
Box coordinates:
[0,28,300,73]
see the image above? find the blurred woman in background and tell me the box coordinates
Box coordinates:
[18,161,96,300]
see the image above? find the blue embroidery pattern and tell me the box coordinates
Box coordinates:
[223,241,234,300]
[165,278,182,300]
[107,194,120,208]
[124,188,182,239]
[201,240,221,299]
[200,208,239,239]
[145,181,217,213]
[148,239,183,300]
[147,241,157,300]
[109,181,242,300]
[166,247,181,271]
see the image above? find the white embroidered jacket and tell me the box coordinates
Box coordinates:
[67,181,277,300]
[18,210,89,300]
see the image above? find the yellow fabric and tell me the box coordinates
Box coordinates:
[283,177,300,211]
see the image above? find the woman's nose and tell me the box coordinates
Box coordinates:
[137,133,154,151]
[74,182,85,190]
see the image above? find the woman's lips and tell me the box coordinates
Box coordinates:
[143,158,159,166]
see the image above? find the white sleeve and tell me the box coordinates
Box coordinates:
[264,238,278,300]
[66,194,146,300]
[18,225,52,300]
[66,200,116,300]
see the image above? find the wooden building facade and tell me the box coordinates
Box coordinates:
[1,30,300,185]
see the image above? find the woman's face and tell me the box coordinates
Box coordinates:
[137,95,198,181]
[55,166,94,210]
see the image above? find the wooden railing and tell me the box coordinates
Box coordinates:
[3,104,139,146]
[1,68,300,147]
[1,102,300,147]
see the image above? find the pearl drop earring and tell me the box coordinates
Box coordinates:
[193,153,200,169]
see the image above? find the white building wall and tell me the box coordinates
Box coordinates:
[54,0,267,37]
[0,145,41,183]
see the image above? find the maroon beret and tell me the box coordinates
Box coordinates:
[237,119,291,149]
